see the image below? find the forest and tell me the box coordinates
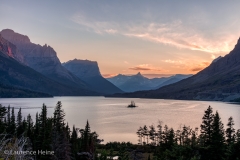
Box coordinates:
[0,102,239,160]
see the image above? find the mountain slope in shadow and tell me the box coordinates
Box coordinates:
[63,59,123,95]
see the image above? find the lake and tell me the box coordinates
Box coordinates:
[0,97,239,144]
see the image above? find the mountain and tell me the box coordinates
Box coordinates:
[0,83,52,98]
[107,72,191,92]
[0,29,91,90]
[109,38,240,101]
[154,74,193,89]
[62,59,123,94]
[0,34,97,96]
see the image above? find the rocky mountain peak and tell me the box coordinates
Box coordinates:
[135,72,144,77]
[234,37,240,49]
[63,59,101,78]
[0,29,31,44]
[0,34,24,62]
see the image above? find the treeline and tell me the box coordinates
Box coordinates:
[0,101,101,160]
[136,106,240,160]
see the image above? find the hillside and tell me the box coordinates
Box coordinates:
[108,38,240,101]
[0,83,52,98]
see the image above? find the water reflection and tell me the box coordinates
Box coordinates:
[0,97,239,143]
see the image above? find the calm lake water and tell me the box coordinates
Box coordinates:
[0,97,239,143]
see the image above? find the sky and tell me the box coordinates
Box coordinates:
[1,0,240,78]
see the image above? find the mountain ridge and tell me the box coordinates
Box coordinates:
[0,29,92,91]
[107,73,192,92]
[0,34,98,96]
[108,38,240,101]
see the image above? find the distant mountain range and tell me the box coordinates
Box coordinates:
[62,59,123,94]
[108,38,240,102]
[107,72,192,92]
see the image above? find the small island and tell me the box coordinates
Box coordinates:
[127,101,137,108]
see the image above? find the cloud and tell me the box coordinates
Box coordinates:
[124,61,129,64]
[191,67,205,72]
[189,61,210,72]
[71,13,238,54]
[163,59,184,64]
[129,64,162,71]
[105,29,118,34]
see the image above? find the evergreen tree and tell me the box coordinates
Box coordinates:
[10,107,16,134]
[6,106,11,133]
[200,106,214,146]
[83,120,91,151]
[33,112,40,152]
[53,101,65,132]
[26,114,33,139]
[0,104,7,120]
[52,101,71,160]
[149,125,156,145]
[226,116,235,145]
[136,126,143,145]
[211,111,226,160]
[0,104,7,133]
[143,125,149,144]
[157,121,164,145]
[16,108,24,136]
[71,125,79,159]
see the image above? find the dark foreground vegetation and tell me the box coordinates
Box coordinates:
[0,102,239,160]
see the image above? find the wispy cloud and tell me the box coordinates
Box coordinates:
[129,64,163,72]
[162,59,184,64]
[189,61,210,72]
[71,13,238,54]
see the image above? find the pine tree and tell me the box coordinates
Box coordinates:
[226,116,235,145]
[200,106,214,146]
[0,104,7,120]
[143,125,149,144]
[149,125,156,145]
[52,101,71,160]
[26,114,33,139]
[71,125,79,159]
[157,121,164,145]
[53,101,65,132]
[33,112,40,152]
[211,111,226,160]
[136,126,143,145]
[0,104,7,133]
[6,106,11,134]
[83,120,91,151]
[16,108,24,136]
[10,107,16,134]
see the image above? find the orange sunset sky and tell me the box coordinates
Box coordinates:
[1,1,240,78]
